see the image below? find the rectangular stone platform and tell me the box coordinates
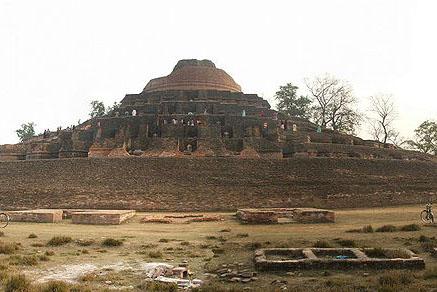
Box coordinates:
[236,208,335,224]
[71,210,136,225]
[8,209,63,223]
[254,248,424,270]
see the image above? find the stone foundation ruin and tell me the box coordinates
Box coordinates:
[254,248,425,270]
[8,209,63,223]
[236,208,335,224]
[71,210,136,225]
[141,214,224,224]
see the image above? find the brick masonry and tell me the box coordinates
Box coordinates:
[8,209,63,223]
[0,157,436,211]
[71,210,136,225]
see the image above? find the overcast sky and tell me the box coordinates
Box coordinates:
[0,0,436,144]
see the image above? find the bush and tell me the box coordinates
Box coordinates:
[180,241,190,246]
[0,231,4,237]
[39,255,50,262]
[4,274,31,292]
[375,225,398,232]
[45,250,55,256]
[9,255,39,266]
[159,238,169,243]
[47,236,72,246]
[40,280,70,292]
[219,229,231,233]
[346,225,374,233]
[137,281,178,292]
[313,240,332,248]
[0,242,18,254]
[28,233,38,239]
[400,224,421,232]
[101,238,123,247]
[337,239,356,248]
[365,247,386,258]
[148,250,163,258]
[378,271,414,286]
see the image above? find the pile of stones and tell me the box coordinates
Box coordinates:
[213,263,258,284]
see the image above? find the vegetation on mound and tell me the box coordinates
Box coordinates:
[101,238,123,247]
[313,240,332,248]
[0,242,19,254]
[47,236,72,246]
[375,225,398,232]
[346,225,374,233]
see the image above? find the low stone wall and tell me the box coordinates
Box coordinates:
[254,248,425,270]
[0,157,436,211]
[8,209,63,223]
[236,208,335,224]
[71,210,136,225]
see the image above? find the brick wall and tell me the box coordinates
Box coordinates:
[0,157,436,211]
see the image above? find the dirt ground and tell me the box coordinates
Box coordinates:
[0,205,436,291]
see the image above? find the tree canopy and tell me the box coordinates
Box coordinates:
[16,122,36,142]
[89,100,106,118]
[405,120,437,155]
[275,83,312,119]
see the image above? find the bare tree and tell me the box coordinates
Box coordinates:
[368,94,398,146]
[305,74,360,134]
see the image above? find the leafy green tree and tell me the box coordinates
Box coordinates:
[89,100,106,118]
[275,83,312,119]
[406,120,437,155]
[16,122,36,142]
[106,102,121,115]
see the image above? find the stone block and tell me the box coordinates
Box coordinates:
[8,209,63,223]
[71,210,136,225]
[236,208,335,224]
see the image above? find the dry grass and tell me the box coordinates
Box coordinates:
[0,205,434,291]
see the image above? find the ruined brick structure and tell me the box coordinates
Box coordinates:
[0,59,434,161]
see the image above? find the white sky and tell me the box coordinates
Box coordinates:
[0,0,436,144]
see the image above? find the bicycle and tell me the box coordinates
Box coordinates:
[421,202,434,224]
[0,212,10,228]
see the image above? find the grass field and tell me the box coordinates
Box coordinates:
[0,205,436,291]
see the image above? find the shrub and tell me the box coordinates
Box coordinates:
[45,250,55,256]
[378,271,414,286]
[180,241,190,246]
[0,242,18,254]
[28,233,38,239]
[219,229,231,233]
[40,280,70,292]
[236,233,249,238]
[9,255,39,266]
[420,241,437,252]
[101,238,123,247]
[375,225,398,232]
[313,240,332,248]
[4,274,31,292]
[400,224,421,232]
[418,235,433,242]
[159,238,169,243]
[137,281,178,292]
[0,231,4,237]
[346,225,373,233]
[31,243,44,247]
[39,255,50,262]
[384,249,411,259]
[365,247,386,258]
[337,239,356,247]
[47,236,72,246]
[246,241,263,250]
[148,250,163,258]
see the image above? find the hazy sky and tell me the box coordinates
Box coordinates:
[0,0,436,144]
